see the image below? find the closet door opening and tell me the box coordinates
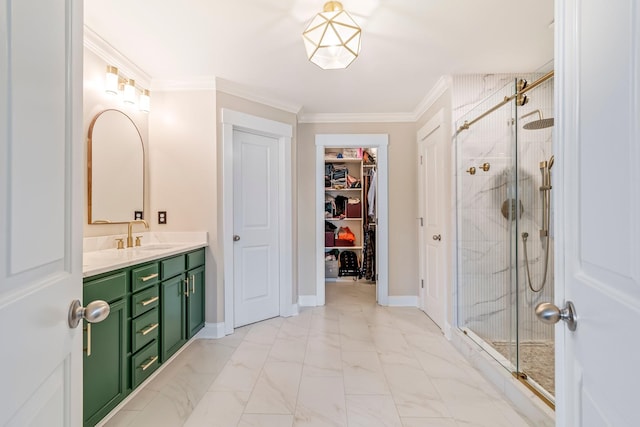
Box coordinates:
[315,134,389,306]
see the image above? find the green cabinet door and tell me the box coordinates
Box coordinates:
[160,275,186,362]
[187,265,205,338]
[83,298,128,427]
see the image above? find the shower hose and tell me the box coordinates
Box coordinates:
[521,231,550,293]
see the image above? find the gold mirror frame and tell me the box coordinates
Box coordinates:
[88,109,145,224]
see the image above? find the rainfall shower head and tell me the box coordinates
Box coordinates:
[521,109,555,130]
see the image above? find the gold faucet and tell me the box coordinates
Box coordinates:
[127,220,149,248]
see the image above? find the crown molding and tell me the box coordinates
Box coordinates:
[216,78,302,115]
[297,112,415,123]
[152,77,216,92]
[411,75,452,120]
[83,25,151,88]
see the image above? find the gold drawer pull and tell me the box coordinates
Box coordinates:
[140,273,158,282]
[191,274,196,294]
[83,323,92,357]
[140,356,158,371]
[140,296,159,306]
[140,323,159,336]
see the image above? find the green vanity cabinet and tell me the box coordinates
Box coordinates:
[160,273,186,362]
[84,246,206,426]
[160,248,206,361]
[83,272,128,427]
[129,262,161,388]
[187,264,205,338]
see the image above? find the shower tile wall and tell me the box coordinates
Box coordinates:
[453,74,554,344]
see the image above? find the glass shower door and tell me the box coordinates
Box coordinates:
[455,79,518,372]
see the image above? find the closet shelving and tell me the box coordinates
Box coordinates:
[324,156,364,253]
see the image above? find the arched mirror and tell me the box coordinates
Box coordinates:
[88,109,144,223]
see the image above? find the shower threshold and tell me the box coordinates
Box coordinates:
[460,328,555,406]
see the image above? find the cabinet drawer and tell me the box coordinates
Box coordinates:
[131,341,159,389]
[186,248,205,270]
[84,271,127,303]
[131,285,159,318]
[131,308,159,353]
[131,263,159,292]
[161,254,185,279]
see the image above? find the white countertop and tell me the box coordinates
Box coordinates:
[83,232,208,278]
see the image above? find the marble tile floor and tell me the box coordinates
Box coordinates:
[102,283,534,427]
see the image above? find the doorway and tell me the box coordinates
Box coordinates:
[314,134,389,306]
[221,109,295,334]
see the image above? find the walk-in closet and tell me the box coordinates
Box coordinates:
[315,134,389,306]
[323,147,378,285]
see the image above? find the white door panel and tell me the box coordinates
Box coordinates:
[233,130,280,327]
[0,0,83,425]
[418,116,446,329]
[556,1,640,425]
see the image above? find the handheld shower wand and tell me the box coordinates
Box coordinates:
[522,154,554,293]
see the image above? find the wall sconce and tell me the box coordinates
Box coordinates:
[104,65,151,113]
[139,89,151,113]
[105,65,119,94]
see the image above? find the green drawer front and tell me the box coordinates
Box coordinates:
[131,263,159,292]
[186,248,205,270]
[131,308,159,353]
[84,271,127,303]
[161,254,185,279]
[131,341,159,388]
[131,285,159,318]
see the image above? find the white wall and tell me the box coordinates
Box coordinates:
[149,89,218,323]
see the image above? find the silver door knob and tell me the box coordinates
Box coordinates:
[535,301,577,331]
[68,299,110,328]
[432,234,441,241]
[233,235,241,242]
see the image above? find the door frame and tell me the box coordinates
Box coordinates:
[221,109,295,335]
[416,109,449,331]
[315,134,389,306]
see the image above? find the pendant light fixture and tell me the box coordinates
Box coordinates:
[302,1,361,70]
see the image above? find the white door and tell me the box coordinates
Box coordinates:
[417,116,446,329]
[555,1,640,426]
[0,1,84,425]
[233,130,280,327]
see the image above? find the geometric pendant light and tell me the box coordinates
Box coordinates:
[302,1,361,69]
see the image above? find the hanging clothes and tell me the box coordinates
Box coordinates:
[361,227,376,281]
[367,169,377,217]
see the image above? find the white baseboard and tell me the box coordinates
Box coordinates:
[387,295,418,306]
[298,295,318,307]
[195,322,226,339]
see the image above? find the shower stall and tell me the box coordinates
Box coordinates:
[455,71,555,404]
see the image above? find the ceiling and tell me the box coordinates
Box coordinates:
[84,0,554,118]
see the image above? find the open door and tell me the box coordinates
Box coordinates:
[554,1,640,425]
[0,0,84,425]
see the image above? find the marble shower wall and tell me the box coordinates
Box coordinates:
[453,74,554,345]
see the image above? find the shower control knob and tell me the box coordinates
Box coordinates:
[535,301,577,331]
